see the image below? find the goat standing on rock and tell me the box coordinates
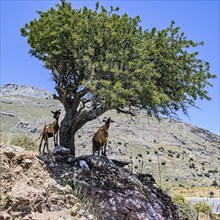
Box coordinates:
[39,110,61,154]
[92,117,114,156]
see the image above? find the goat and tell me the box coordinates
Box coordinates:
[92,117,114,156]
[39,109,61,154]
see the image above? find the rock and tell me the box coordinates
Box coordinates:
[3,151,16,160]
[1,84,53,99]
[111,158,131,167]
[21,159,33,169]
[0,212,12,220]
[55,155,181,220]
[53,146,70,156]
[0,112,15,117]
[87,214,94,220]
[70,203,81,216]
[78,209,86,216]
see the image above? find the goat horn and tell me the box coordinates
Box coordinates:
[51,111,55,114]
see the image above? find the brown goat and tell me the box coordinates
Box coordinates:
[92,117,114,156]
[39,110,61,154]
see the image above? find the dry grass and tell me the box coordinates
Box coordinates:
[173,186,220,198]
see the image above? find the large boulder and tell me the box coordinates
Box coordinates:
[52,153,182,220]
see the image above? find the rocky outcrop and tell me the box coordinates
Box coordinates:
[74,156,180,220]
[0,84,53,99]
[40,146,183,220]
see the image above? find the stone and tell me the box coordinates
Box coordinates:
[0,212,12,220]
[22,159,33,169]
[3,151,16,160]
[70,203,81,216]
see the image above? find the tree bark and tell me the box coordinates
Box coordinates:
[59,106,110,157]
[59,110,77,156]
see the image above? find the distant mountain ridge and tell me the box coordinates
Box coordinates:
[1,83,53,99]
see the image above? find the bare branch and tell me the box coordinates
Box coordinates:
[116,107,136,116]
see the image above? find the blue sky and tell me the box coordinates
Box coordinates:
[1,0,219,135]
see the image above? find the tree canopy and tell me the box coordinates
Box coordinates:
[21,0,215,154]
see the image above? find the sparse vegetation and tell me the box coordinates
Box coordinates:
[61,179,103,219]
[173,193,198,220]
[173,193,185,204]
[10,134,37,151]
[193,201,213,216]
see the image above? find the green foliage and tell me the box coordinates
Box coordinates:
[173,194,198,220]
[173,193,186,203]
[177,202,198,220]
[193,201,213,214]
[20,0,216,152]
[21,0,215,119]
[10,135,37,151]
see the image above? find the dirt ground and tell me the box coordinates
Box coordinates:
[0,144,95,220]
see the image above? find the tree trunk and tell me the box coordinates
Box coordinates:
[59,105,110,157]
[59,110,77,156]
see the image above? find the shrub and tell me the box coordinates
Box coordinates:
[10,134,37,151]
[173,193,185,204]
[189,163,195,169]
[193,201,213,215]
[176,202,198,220]
[209,191,214,197]
[173,194,198,220]
[211,180,218,186]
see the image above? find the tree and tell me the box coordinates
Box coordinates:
[21,0,215,156]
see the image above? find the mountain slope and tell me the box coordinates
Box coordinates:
[0,84,219,188]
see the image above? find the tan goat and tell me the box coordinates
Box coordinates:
[92,117,114,156]
[39,110,61,154]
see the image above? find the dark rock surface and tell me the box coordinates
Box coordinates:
[41,147,183,220]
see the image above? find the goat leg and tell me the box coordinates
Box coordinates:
[39,136,43,154]
[102,143,107,156]
[43,134,48,154]
[55,133,58,146]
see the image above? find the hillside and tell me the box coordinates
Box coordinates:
[1,83,220,189]
[1,144,186,220]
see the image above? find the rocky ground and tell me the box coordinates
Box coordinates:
[0,144,95,220]
[0,144,185,220]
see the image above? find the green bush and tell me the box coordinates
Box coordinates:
[193,201,213,215]
[173,194,198,220]
[176,202,198,220]
[10,135,37,151]
[173,193,185,204]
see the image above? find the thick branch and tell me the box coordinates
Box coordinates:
[116,107,136,116]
